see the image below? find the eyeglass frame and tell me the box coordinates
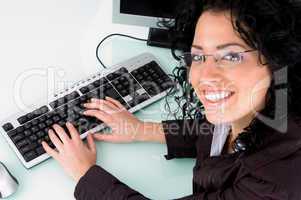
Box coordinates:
[179,49,259,68]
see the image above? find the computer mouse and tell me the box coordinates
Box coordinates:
[0,162,18,198]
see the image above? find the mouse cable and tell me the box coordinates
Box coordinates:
[96,33,148,69]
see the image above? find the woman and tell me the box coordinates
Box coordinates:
[42,0,301,199]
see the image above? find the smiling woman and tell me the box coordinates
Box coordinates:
[42,0,301,199]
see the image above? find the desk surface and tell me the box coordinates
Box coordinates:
[0,1,195,199]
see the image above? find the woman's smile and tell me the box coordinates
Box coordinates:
[198,89,236,110]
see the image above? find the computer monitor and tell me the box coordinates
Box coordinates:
[112,0,182,49]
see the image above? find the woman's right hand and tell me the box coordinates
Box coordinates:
[83,97,144,143]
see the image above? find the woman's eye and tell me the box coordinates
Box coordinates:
[222,53,243,62]
[192,54,203,61]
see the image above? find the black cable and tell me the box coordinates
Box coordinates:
[96,33,148,69]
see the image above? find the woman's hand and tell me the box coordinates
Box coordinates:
[42,122,97,182]
[83,97,144,143]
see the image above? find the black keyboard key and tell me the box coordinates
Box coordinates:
[92,80,100,87]
[7,130,17,138]
[12,133,25,143]
[31,126,39,133]
[38,115,47,123]
[58,110,68,119]
[129,93,150,107]
[65,91,80,101]
[105,87,121,99]
[2,123,14,132]
[142,83,161,96]
[16,126,25,133]
[106,67,128,81]
[80,86,89,94]
[16,139,29,148]
[50,97,65,109]
[24,151,37,162]
[50,91,79,109]
[79,95,88,102]
[29,135,38,142]
[32,119,39,126]
[161,82,173,90]
[86,91,98,99]
[36,131,46,138]
[39,106,49,114]
[45,112,55,119]
[118,67,128,74]
[24,122,32,129]
[20,145,32,154]
[20,143,38,155]
[93,77,107,87]
[38,123,46,130]
[72,98,81,106]
[76,118,90,134]
[52,115,61,123]
[45,119,54,126]
[120,89,130,97]
[24,130,32,137]
[67,113,80,122]
[32,106,49,119]
[36,146,45,155]
[17,116,28,124]
[72,106,84,115]
[87,84,95,91]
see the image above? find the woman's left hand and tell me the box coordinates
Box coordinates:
[42,122,97,182]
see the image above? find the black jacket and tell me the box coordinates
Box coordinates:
[74,115,301,199]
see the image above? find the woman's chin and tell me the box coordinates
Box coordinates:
[204,111,232,125]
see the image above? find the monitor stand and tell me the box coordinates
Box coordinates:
[147,28,187,50]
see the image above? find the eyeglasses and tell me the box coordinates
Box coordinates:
[179,50,257,69]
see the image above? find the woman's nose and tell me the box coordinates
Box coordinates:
[197,57,221,77]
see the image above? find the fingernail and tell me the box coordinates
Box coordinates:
[91,98,97,102]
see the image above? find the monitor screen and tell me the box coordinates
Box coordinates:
[120,0,180,19]
[113,0,182,28]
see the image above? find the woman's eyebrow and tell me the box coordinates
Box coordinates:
[191,43,248,50]
[216,43,248,49]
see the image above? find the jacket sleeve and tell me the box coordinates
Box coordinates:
[177,174,288,200]
[74,166,287,200]
[162,119,213,160]
[74,165,149,200]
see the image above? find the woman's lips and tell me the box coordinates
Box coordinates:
[199,90,235,107]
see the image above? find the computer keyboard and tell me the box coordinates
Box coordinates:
[0,53,175,169]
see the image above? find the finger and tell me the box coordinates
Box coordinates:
[48,130,64,152]
[91,98,119,111]
[83,109,111,123]
[105,96,125,109]
[42,141,59,160]
[86,134,96,153]
[52,124,70,143]
[66,122,81,141]
[84,102,115,114]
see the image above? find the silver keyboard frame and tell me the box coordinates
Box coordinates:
[0,52,173,169]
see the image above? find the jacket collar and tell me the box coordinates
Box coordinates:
[242,114,301,171]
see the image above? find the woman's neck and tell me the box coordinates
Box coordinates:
[226,113,256,153]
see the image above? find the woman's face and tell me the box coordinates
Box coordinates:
[190,11,272,124]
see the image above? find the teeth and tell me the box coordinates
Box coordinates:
[204,91,233,102]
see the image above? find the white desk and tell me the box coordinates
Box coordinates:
[0,1,195,199]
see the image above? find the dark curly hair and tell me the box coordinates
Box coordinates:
[165,0,301,130]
